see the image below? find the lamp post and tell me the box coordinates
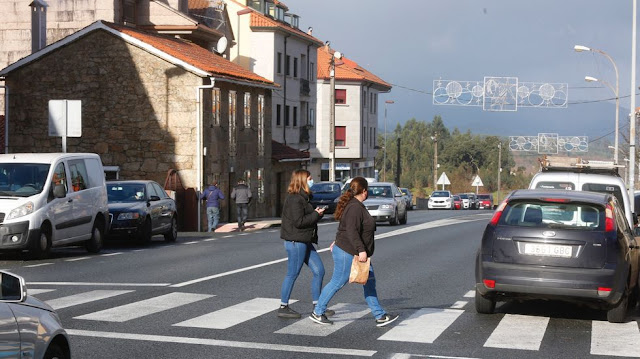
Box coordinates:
[431,134,438,189]
[575,45,619,164]
[383,100,394,181]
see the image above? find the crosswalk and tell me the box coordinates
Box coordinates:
[27,287,640,357]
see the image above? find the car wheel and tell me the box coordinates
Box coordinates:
[29,227,51,259]
[164,216,178,242]
[85,221,104,253]
[399,209,407,224]
[607,293,629,323]
[44,343,68,359]
[475,288,496,314]
[389,210,398,225]
[138,217,153,244]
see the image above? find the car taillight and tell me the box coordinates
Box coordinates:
[540,198,571,203]
[605,204,616,232]
[483,279,496,288]
[489,200,508,226]
[598,287,611,296]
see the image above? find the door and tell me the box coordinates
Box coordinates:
[0,303,21,358]
[49,162,76,243]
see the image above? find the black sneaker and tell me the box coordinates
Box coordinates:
[309,312,333,325]
[277,305,301,319]
[313,306,335,317]
[375,314,399,327]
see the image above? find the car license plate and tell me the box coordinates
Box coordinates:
[523,243,572,258]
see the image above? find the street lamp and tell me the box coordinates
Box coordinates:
[383,100,394,181]
[575,44,620,164]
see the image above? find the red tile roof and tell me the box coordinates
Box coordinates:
[271,140,310,161]
[106,22,274,86]
[249,12,321,45]
[317,47,391,90]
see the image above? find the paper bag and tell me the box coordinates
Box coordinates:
[349,255,370,284]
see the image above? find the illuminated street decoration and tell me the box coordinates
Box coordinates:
[509,133,588,154]
[433,77,568,111]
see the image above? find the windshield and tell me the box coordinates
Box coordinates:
[453,196,460,200]
[311,183,340,193]
[368,186,393,198]
[0,163,50,197]
[458,194,469,199]
[107,183,147,202]
[401,189,409,195]
[432,191,450,198]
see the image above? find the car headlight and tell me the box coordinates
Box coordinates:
[6,202,34,220]
[380,204,393,209]
[445,198,451,202]
[117,212,141,220]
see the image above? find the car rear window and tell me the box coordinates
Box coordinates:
[535,181,575,190]
[499,200,603,230]
[478,194,492,200]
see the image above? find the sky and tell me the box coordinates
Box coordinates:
[283,0,639,147]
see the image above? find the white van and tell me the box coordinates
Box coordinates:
[529,157,635,228]
[0,153,109,257]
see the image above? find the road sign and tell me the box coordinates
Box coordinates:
[437,172,450,189]
[472,175,483,187]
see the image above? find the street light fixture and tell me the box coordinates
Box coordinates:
[383,100,394,182]
[575,44,620,164]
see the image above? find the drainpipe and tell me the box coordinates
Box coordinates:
[283,34,290,145]
[196,77,216,232]
[0,81,8,154]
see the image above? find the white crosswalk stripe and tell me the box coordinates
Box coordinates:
[275,303,370,336]
[377,308,463,344]
[591,321,640,357]
[484,314,549,351]
[174,297,285,329]
[27,289,56,296]
[74,292,213,322]
[47,290,134,310]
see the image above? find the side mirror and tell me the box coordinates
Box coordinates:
[149,195,161,202]
[0,272,26,302]
[53,184,66,199]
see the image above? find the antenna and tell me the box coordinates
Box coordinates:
[215,36,228,54]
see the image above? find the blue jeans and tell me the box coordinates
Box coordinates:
[280,241,325,305]
[206,207,220,232]
[314,244,386,319]
[236,203,248,226]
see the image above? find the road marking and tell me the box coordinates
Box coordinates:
[203,238,217,242]
[275,303,370,336]
[100,252,122,257]
[391,354,480,359]
[183,241,198,245]
[47,290,133,310]
[223,235,234,238]
[65,257,91,262]
[24,263,53,268]
[450,301,467,309]
[378,308,463,343]
[484,314,549,350]
[67,329,377,356]
[174,297,285,329]
[172,216,487,287]
[591,321,640,357]
[75,292,213,322]
[27,289,56,295]
[463,290,474,298]
[28,282,170,287]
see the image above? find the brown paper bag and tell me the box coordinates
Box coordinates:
[349,255,370,284]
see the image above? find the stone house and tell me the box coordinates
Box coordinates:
[0,20,279,230]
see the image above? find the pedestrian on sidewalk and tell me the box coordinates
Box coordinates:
[231,178,252,231]
[310,176,398,327]
[200,181,225,232]
[278,169,334,319]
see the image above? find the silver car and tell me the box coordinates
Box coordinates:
[0,271,70,359]
[363,182,408,225]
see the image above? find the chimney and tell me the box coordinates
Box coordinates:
[307,27,313,35]
[29,0,48,53]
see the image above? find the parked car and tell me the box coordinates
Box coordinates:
[477,193,494,209]
[457,193,470,209]
[363,182,407,225]
[400,188,414,210]
[310,181,342,214]
[0,271,70,358]
[428,190,453,210]
[0,153,109,258]
[475,189,640,323]
[453,195,462,210]
[467,193,479,209]
[106,180,178,244]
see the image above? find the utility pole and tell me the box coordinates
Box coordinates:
[432,133,438,189]
[497,142,502,203]
[629,0,637,209]
[395,136,401,185]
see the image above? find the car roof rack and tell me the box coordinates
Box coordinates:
[538,155,623,175]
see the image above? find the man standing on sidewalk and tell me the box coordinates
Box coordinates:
[231,178,252,231]
[201,181,225,232]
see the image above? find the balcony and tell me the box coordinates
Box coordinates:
[300,78,310,96]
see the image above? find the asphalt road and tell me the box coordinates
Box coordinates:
[1,209,637,359]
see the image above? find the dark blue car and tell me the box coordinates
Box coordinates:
[310,181,342,214]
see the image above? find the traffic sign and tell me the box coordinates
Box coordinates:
[471,175,483,187]
[437,172,450,189]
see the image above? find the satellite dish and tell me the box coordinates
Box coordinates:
[334,51,343,59]
[215,36,228,54]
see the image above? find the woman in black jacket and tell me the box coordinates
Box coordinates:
[278,169,331,319]
[309,177,398,327]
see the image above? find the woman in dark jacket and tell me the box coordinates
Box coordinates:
[278,169,331,319]
[310,177,398,327]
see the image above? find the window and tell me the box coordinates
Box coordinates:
[363,126,366,143]
[370,93,374,112]
[258,95,265,156]
[301,54,306,79]
[363,90,367,108]
[276,104,281,126]
[286,55,291,76]
[335,126,346,146]
[243,93,251,128]
[293,57,298,78]
[309,62,315,81]
[277,52,282,74]
[212,88,221,126]
[374,93,378,113]
[309,108,315,127]
[52,162,68,195]
[152,182,168,199]
[229,91,237,156]
[293,106,297,127]
[335,89,346,104]
[275,7,284,20]
[68,160,89,192]
[258,168,265,203]
[285,105,290,126]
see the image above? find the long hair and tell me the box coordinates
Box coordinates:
[334,177,368,220]
[287,169,311,195]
